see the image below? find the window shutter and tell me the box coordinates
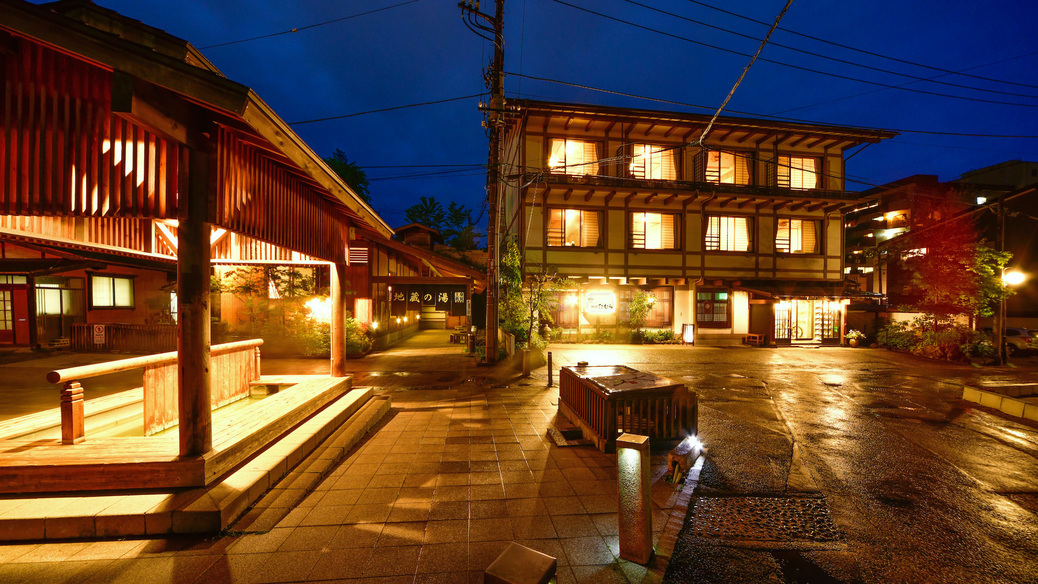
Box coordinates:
[802,220,817,253]
[735,152,750,185]
[583,142,600,176]
[662,214,675,249]
[582,210,600,247]
[660,149,677,181]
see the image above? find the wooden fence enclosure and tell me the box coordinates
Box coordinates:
[558,365,697,452]
[71,323,177,354]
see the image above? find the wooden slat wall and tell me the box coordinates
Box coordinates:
[1,39,179,220]
[214,127,346,264]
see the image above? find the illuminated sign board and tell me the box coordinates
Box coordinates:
[585,292,616,314]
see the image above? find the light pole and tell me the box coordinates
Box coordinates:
[999,269,1026,365]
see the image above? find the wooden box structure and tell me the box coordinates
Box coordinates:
[558,365,696,452]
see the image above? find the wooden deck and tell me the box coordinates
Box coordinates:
[0,375,350,494]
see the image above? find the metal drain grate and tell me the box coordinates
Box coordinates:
[692,496,842,543]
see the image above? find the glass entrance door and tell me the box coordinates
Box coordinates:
[792,300,815,341]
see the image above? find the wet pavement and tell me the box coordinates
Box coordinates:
[1,337,1038,583]
[537,345,1038,584]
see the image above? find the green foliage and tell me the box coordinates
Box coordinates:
[877,317,992,362]
[625,290,657,332]
[639,329,676,343]
[499,238,569,352]
[323,149,371,204]
[403,197,483,251]
[894,196,1011,328]
[404,196,446,231]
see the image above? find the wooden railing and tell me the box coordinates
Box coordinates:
[47,339,263,443]
[559,365,697,452]
[70,323,177,354]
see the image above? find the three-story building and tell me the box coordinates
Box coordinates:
[499,100,895,345]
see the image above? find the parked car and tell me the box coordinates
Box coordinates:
[982,327,1034,355]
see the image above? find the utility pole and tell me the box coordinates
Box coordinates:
[459,0,504,363]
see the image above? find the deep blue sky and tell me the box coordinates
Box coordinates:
[73,0,1038,227]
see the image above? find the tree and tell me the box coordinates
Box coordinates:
[403,197,484,251]
[323,149,371,205]
[499,238,568,352]
[896,197,1011,331]
[442,201,483,251]
[404,196,446,232]
[626,290,657,340]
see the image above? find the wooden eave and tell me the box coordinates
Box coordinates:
[355,229,487,292]
[524,174,861,211]
[0,227,177,270]
[511,99,897,149]
[0,0,392,239]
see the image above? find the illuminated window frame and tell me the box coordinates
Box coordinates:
[547,208,602,248]
[547,138,600,176]
[629,144,677,180]
[705,215,753,252]
[777,156,820,190]
[775,218,820,254]
[89,274,135,309]
[630,212,679,250]
[705,150,751,185]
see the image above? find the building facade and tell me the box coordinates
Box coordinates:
[499,100,895,345]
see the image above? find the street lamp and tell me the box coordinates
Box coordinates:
[997,269,1026,365]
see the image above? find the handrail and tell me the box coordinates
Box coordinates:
[47,339,263,384]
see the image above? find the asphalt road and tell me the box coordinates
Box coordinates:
[543,345,1038,584]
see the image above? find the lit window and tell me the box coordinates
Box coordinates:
[705,216,752,252]
[696,290,730,328]
[629,145,676,180]
[547,209,601,247]
[631,212,678,250]
[777,156,820,190]
[775,218,819,253]
[706,151,750,185]
[548,139,599,175]
[90,274,134,308]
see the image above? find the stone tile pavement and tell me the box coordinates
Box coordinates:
[0,331,697,583]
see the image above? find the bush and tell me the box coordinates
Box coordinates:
[877,318,992,362]
[640,329,676,343]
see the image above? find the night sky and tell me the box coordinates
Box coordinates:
[64,0,1038,229]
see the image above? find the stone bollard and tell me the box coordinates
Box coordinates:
[617,433,652,564]
[60,381,85,445]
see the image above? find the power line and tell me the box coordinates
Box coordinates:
[290,94,482,125]
[696,0,793,145]
[507,72,1038,139]
[622,0,1038,100]
[773,52,1038,115]
[684,0,1038,91]
[199,0,422,49]
[552,0,1038,109]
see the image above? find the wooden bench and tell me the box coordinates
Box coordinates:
[743,333,767,346]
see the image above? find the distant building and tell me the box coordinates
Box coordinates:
[498,99,895,345]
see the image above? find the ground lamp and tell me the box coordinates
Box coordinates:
[616,432,652,564]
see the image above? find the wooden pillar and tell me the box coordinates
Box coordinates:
[60,381,85,445]
[177,144,213,457]
[330,261,347,377]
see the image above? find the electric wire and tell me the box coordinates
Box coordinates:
[683,0,1038,91]
[552,0,1038,109]
[290,94,481,125]
[199,0,422,49]
[507,72,1038,138]
[621,0,1038,100]
[695,0,793,146]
